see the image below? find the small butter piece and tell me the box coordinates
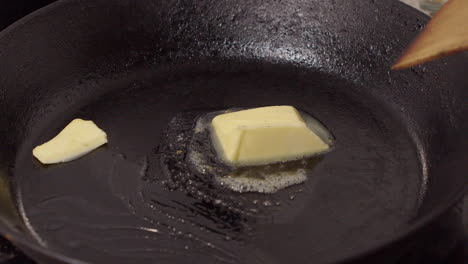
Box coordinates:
[211,106,329,166]
[33,119,108,164]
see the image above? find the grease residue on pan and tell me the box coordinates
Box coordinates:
[13,62,422,264]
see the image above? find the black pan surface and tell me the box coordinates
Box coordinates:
[0,0,466,263]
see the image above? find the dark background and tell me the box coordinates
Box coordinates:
[0,0,466,263]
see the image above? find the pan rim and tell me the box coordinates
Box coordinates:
[0,0,467,263]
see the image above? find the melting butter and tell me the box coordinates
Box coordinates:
[187,108,333,193]
[211,106,330,166]
[33,119,107,164]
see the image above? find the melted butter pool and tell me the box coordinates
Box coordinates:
[187,108,333,193]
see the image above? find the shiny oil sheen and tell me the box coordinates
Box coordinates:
[15,63,421,264]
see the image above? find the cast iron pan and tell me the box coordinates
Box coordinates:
[0,0,466,263]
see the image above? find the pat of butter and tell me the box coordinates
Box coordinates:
[211,106,330,166]
[33,119,108,164]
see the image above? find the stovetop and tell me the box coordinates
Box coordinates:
[0,1,466,263]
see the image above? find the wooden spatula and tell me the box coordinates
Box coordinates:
[392,0,468,70]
